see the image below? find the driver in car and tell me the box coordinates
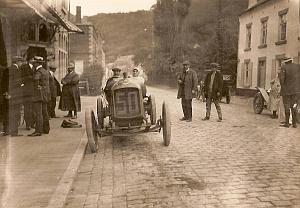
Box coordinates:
[104,67,122,104]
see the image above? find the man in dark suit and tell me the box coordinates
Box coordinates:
[177,61,198,122]
[48,65,61,118]
[2,56,24,136]
[21,56,35,130]
[28,56,50,137]
[203,63,223,122]
[104,67,122,104]
[279,57,300,128]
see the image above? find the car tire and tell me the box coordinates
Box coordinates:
[253,92,264,114]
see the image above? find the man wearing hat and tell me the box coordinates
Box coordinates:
[21,56,35,130]
[104,67,122,103]
[279,57,300,128]
[48,65,61,118]
[28,56,50,137]
[2,56,25,136]
[59,63,81,119]
[203,63,223,122]
[177,61,198,122]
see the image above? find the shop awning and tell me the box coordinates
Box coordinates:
[21,0,83,33]
[47,7,83,34]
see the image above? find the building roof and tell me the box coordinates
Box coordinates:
[21,0,83,33]
[240,0,273,16]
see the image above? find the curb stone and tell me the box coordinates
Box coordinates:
[46,132,88,208]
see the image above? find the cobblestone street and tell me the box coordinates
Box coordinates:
[64,86,300,208]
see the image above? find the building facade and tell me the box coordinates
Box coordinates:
[69,7,105,74]
[69,6,105,94]
[237,0,300,95]
[0,0,82,80]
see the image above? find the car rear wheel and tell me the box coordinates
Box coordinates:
[97,98,105,128]
[253,92,264,114]
[162,102,171,146]
[149,95,156,125]
[85,108,99,153]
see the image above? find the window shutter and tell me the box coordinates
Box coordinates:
[249,62,253,88]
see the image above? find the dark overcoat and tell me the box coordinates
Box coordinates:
[59,72,81,112]
[7,64,24,105]
[21,63,34,103]
[177,69,198,100]
[279,63,300,96]
[204,70,223,99]
[32,66,50,103]
[49,72,61,99]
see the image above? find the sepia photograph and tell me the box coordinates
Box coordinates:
[0,0,300,207]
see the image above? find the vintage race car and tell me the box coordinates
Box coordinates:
[85,74,171,153]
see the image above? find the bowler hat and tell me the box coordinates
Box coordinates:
[210,62,221,68]
[183,61,190,65]
[67,63,75,69]
[12,56,24,63]
[112,67,121,72]
[282,57,293,64]
[33,56,44,63]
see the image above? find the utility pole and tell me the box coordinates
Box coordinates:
[216,0,224,70]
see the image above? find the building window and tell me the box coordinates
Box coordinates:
[245,23,252,50]
[39,23,48,42]
[257,58,266,88]
[279,13,287,41]
[260,18,268,47]
[243,60,252,87]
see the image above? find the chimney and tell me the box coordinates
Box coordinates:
[76,6,81,24]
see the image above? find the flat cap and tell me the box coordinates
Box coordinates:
[12,56,24,63]
[210,62,221,68]
[112,67,121,71]
[33,56,44,63]
[183,61,190,65]
[133,67,139,72]
[67,63,75,69]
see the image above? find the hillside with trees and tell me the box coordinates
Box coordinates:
[88,0,248,84]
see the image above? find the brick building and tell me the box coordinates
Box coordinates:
[237,0,300,95]
[0,0,82,80]
[69,6,105,93]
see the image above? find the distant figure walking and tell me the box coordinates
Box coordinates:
[59,63,81,119]
[177,61,198,122]
[203,63,223,122]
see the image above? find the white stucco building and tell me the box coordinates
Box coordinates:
[237,0,300,95]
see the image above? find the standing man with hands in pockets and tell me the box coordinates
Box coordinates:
[203,63,223,122]
[177,61,198,122]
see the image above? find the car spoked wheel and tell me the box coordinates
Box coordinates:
[253,92,264,114]
[149,95,156,125]
[85,108,99,153]
[162,102,171,146]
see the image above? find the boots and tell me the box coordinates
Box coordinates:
[271,111,277,119]
[292,109,298,128]
[282,111,290,128]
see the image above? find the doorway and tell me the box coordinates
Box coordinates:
[257,58,266,88]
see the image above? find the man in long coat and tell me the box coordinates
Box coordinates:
[279,57,300,128]
[59,63,81,119]
[2,56,24,136]
[28,56,50,137]
[203,63,223,122]
[21,56,35,130]
[177,61,198,122]
[48,65,61,118]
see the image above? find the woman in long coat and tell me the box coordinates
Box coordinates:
[59,63,81,119]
